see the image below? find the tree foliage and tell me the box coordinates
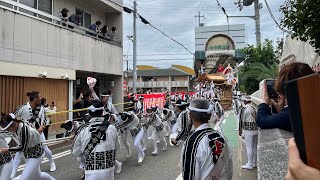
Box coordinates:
[239,39,279,94]
[280,0,320,53]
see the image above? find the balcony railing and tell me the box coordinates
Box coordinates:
[128,81,189,88]
[0,0,121,46]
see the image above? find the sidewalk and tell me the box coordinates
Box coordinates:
[221,111,257,180]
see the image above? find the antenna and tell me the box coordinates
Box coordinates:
[195,11,205,27]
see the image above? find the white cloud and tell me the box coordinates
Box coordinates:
[123,0,286,69]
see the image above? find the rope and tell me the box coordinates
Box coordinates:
[47,100,167,126]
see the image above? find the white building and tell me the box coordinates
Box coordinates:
[194,24,246,74]
[0,0,123,135]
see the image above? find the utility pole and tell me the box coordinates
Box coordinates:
[195,11,205,27]
[229,0,261,46]
[132,0,137,94]
[254,0,261,46]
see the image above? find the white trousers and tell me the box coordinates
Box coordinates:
[163,121,171,136]
[132,128,145,157]
[20,154,55,180]
[171,123,178,134]
[244,134,258,166]
[120,131,130,154]
[0,160,12,180]
[151,129,167,152]
[85,170,114,180]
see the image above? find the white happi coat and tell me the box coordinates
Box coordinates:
[14,102,47,127]
[0,131,12,167]
[181,124,233,180]
[9,123,42,158]
[72,117,119,175]
[176,110,193,142]
[162,109,176,124]
[242,104,258,136]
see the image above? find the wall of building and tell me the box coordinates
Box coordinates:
[0,8,123,76]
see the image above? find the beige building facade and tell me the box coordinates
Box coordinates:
[0,0,123,136]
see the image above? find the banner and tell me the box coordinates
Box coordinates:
[135,92,195,111]
[136,93,166,111]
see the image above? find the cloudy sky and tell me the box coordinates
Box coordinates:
[122,0,286,70]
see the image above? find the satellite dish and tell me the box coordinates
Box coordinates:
[243,0,254,6]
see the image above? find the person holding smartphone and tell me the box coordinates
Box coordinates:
[256,63,314,132]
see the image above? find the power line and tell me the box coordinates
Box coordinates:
[264,0,290,34]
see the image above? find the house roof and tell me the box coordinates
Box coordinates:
[137,65,158,70]
[172,65,195,75]
[127,68,190,77]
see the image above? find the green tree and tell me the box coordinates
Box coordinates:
[239,39,279,94]
[280,0,320,53]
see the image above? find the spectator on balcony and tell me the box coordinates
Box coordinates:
[100,25,108,36]
[256,62,314,132]
[57,8,69,26]
[108,27,117,39]
[89,21,102,34]
[68,10,82,27]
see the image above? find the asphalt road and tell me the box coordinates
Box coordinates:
[15,111,239,180]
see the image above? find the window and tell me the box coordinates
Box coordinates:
[171,77,175,81]
[83,12,91,28]
[18,0,52,20]
[153,77,157,81]
[76,8,91,27]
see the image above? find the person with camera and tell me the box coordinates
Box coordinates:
[256,63,314,132]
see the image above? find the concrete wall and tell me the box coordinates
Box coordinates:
[0,8,123,76]
[195,24,246,51]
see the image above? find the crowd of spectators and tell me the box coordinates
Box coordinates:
[57,9,117,41]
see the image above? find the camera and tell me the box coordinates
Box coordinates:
[266,79,278,99]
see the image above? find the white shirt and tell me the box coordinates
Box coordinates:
[15,102,47,127]
[242,104,258,135]
[181,123,233,180]
[72,117,119,174]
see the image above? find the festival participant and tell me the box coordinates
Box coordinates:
[161,105,176,136]
[181,98,233,180]
[127,94,137,112]
[144,107,167,155]
[117,112,145,163]
[91,90,118,115]
[240,96,258,170]
[136,96,144,115]
[11,91,56,179]
[0,114,13,180]
[0,113,55,180]
[171,100,192,145]
[213,97,224,128]
[233,96,242,131]
[72,100,119,180]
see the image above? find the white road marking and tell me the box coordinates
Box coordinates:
[176,174,183,180]
[222,119,227,124]
[17,150,71,172]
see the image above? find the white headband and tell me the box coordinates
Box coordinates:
[101,94,110,97]
[0,113,15,131]
[188,104,213,114]
[87,105,104,112]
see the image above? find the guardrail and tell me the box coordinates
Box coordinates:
[0,0,121,46]
[250,90,293,180]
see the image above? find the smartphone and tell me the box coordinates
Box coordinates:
[285,73,320,170]
[266,79,278,99]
